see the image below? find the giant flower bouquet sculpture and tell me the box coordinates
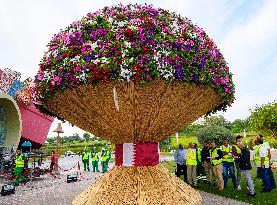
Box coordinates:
[33,4,235,205]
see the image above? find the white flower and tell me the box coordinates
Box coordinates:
[91,41,98,50]
[108,17,113,24]
[120,65,133,81]
[117,21,126,28]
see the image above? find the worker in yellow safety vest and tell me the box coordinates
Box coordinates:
[101,148,108,173]
[14,149,25,186]
[91,147,99,172]
[232,136,242,190]
[220,138,237,189]
[254,137,275,192]
[186,143,198,187]
[82,149,90,171]
[210,140,224,191]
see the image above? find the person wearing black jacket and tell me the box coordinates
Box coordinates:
[201,141,212,184]
[237,137,256,197]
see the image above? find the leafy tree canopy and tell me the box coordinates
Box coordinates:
[196,125,235,145]
[249,101,277,137]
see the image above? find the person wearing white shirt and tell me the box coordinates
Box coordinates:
[256,134,276,190]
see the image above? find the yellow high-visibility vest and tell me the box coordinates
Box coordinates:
[91,152,99,161]
[210,148,222,166]
[83,152,89,160]
[15,154,24,168]
[254,144,269,166]
[186,149,197,166]
[101,153,107,162]
[233,145,241,154]
[220,145,234,163]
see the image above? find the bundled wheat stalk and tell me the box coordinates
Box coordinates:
[73,166,202,205]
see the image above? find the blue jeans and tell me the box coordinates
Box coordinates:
[223,161,237,188]
[261,168,272,191]
[269,167,276,189]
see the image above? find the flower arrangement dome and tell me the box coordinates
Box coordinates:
[33,4,235,205]
[35,4,234,116]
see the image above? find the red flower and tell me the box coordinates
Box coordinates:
[123,28,134,40]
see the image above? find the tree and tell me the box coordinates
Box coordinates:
[249,101,277,137]
[180,124,204,136]
[196,125,235,145]
[83,132,91,141]
[230,119,249,133]
[203,115,231,129]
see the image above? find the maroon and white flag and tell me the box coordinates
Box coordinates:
[115,142,160,166]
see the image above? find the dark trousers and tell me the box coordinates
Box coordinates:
[268,167,276,189]
[176,164,187,182]
[261,168,272,191]
[50,162,55,171]
[257,167,262,178]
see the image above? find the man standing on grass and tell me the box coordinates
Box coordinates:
[201,141,212,184]
[257,134,276,190]
[232,136,242,190]
[220,138,237,189]
[186,142,198,187]
[174,143,187,182]
[209,140,224,191]
[236,135,256,197]
[252,135,276,192]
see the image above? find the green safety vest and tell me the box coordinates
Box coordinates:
[82,152,89,160]
[91,152,99,161]
[220,145,234,163]
[210,148,222,166]
[254,144,269,166]
[15,154,24,168]
[186,149,197,166]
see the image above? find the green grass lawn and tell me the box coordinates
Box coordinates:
[170,136,199,148]
[161,161,277,205]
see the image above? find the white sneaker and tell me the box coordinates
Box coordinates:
[237,185,241,190]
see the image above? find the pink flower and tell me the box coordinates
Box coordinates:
[146,74,152,79]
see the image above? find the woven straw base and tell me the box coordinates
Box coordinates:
[45,80,221,144]
[72,166,202,205]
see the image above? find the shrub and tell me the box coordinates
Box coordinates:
[196,125,235,145]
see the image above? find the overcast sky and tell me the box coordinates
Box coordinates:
[1,0,276,138]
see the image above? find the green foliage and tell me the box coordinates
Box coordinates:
[249,101,277,137]
[196,125,235,145]
[170,136,199,148]
[83,132,91,141]
[159,137,172,152]
[180,124,204,136]
[203,115,231,129]
[230,119,249,133]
